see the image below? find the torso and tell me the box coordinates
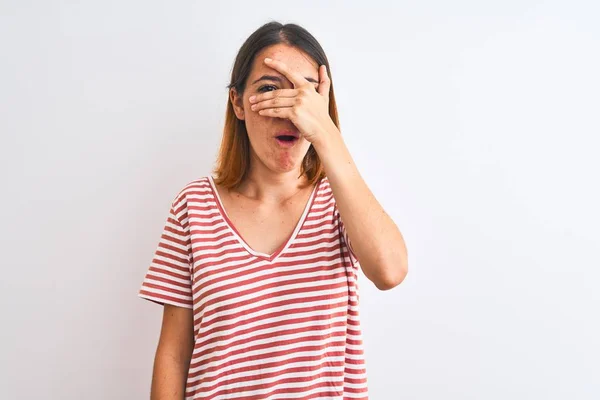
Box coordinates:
[139,175,369,399]
[213,180,317,256]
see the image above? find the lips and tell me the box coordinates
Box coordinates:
[274,130,300,148]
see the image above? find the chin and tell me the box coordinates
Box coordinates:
[273,162,301,173]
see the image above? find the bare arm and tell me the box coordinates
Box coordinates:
[150,304,195,400]
[315,126,409,290]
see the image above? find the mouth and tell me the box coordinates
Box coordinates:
[275,130,300,147]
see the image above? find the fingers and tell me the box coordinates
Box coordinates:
[250,96,298,112]
[249,88,297,104]
[317,65,331,99]
[257,106,294,118]
[264,58,305,88]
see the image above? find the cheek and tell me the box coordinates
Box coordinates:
[244,103,268,125]
[243,111,263,138]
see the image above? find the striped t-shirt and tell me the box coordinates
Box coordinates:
[138,175,369,399]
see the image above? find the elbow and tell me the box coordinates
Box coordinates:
[377,242,408,291]
[375,263,408,291]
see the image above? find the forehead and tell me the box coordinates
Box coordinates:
[250,44,318,80]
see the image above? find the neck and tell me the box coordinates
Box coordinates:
[235,162,311,204]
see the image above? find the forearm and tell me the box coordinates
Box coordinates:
[150,351,189,400]
[314,124,408,289]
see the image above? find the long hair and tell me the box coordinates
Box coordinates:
[213,21,340,189]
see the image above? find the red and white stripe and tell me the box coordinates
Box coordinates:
[139,176,368,399]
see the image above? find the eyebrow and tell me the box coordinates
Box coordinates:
[251,75,319,85]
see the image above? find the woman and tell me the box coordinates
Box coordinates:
[139,21,408,400]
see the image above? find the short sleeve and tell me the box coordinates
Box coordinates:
[334,203,359,266]
[138,198,193,309]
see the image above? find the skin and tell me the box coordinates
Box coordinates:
[150,305,194,400]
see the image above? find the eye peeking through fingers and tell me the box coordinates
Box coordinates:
[258,85,277,93]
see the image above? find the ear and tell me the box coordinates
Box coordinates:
[230,88,245,120]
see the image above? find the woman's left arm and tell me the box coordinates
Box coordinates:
[249,58,408,289]
[314,123,408,291]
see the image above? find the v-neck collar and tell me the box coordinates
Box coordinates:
[207,176,322,263]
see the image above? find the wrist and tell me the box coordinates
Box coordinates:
[312,121,343,154]
[312,125,356,178]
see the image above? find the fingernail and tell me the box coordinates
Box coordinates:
[265,58,272,63]
[249,95,256,102]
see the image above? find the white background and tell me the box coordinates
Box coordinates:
[1,1,598,399]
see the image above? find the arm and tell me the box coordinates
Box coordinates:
[150,304,195,400]
[315,123,409,290]
[244,58,407,289]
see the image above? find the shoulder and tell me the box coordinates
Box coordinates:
[312,176,339,214]
[170,176,214,208]
[314,176,328,199]
[317,176,345,218]
[318,176,335,200]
